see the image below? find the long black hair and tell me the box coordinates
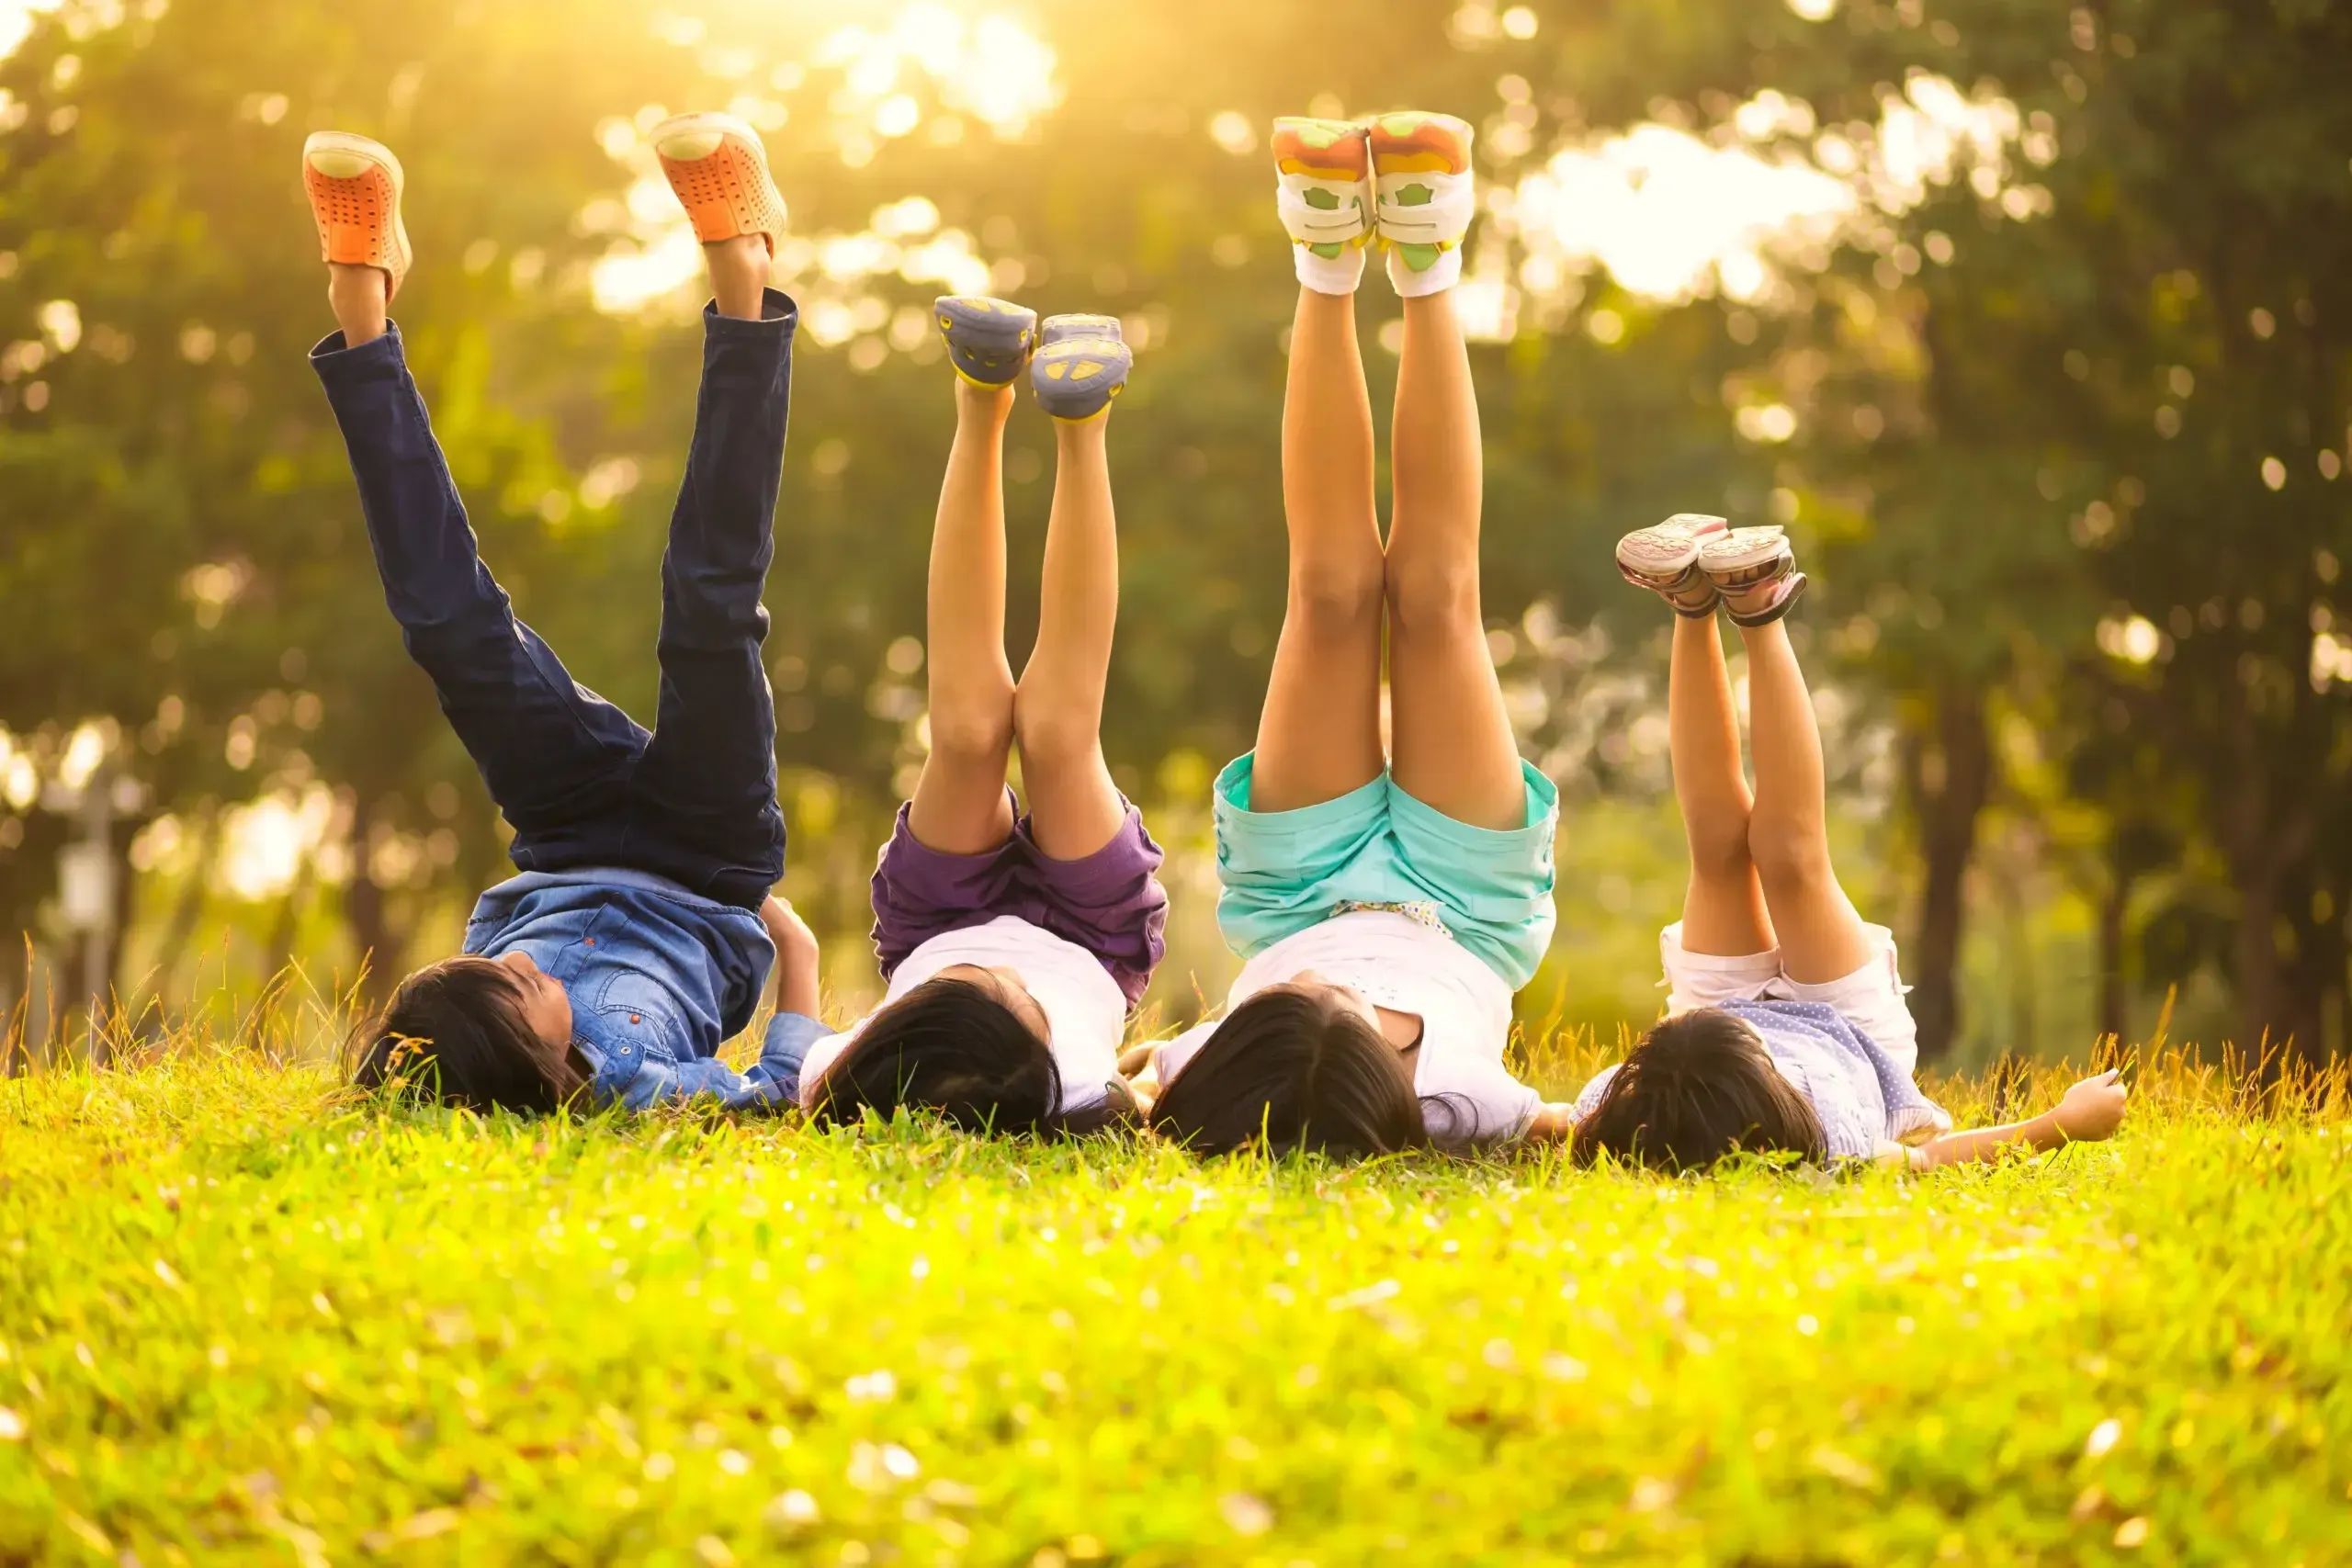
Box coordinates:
[353,956,585,1115]
[806,976,1064,1134]
[1569,1007,1826,1170]
[1148,986,1430,1158]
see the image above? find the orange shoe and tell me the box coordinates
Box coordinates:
[651,112,787,255]
[302,131,412,299]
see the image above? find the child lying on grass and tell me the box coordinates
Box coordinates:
[793,299,1166,1136]
[1570,518,2129,1169]
[1130,112,1577,1157]
[310,115,827,1112]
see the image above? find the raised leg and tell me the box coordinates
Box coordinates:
[1738,618,1871,983]
[1668,615,1774,956]
[629,237,796,898]
[1250,287,1388,812]
[1013,412,1125,860]
[906,379,1020,854]
[1382,288,1525,830]
[311,283,647,843]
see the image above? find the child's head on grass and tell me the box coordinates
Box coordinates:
[806,969,1061,1134]
[1570,1007,1826,1170]
[1148,982,1430,1158]
[355,952,585,1115]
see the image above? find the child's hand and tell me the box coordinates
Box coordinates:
[2053,1069,2129,1143]
[759,895,817,954]
[760,896,821,1018]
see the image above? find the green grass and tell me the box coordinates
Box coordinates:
[2,1033,2347,1566]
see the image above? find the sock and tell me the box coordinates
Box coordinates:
[1386,243,1462,298]
[1294,243,1366,296]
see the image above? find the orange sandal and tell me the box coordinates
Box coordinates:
[650,112,787,256]
[302,131,413,299]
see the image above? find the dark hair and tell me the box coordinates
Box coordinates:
[807,976,1065,1134]
[353,956,584,1115]
[1569,1007,1826,1170]
[1148,987,1430,1158]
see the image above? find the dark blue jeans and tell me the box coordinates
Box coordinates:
[312,292,797,908]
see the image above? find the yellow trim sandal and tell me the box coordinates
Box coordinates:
[933,296,1039,389]
[1031,314,1130,422]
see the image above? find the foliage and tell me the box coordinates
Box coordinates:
[2,0,2348,1057]
[1,1024,2347,1563]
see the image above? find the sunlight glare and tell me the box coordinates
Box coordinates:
[0,0,62,62]
[219,785,340,902]
[594,5,1052,316]
[1506,75,2030,310]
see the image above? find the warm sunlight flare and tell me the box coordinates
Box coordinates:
[1504,74,2039,311]
[591,3,1054,313]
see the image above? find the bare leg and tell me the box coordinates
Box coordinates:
[1669,615,1775,956]
[705,234,771,322]
[1383,288,1524,830]
[1739,618,1871,983]
[327,263,387,347]
[1013,413,1126,859]
[1251,287,1387,811]
[906,380,1020,854]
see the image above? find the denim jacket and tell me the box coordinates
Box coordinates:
[463,869,826,1111]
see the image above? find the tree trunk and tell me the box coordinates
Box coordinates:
[2224,784,2321,1072]
[345,796,399,1007]
[2096,856,2132,1047]
[1904,684,1994,1065]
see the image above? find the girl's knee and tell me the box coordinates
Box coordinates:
[928,704,1016,768]
[1287,558,1385,637]
[1747,825,1837,897]
[1382,553,1479,635]
[1010,694,1104,776]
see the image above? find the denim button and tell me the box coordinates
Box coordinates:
[629,1014,641,1025]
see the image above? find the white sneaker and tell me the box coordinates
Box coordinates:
[1272,118,1373,294]
[1369,111,1476,297]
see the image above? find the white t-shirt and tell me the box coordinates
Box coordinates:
[797,916,1126,1116]
[1155,910,1541,1146]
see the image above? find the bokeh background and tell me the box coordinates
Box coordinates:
[1,0,2346,1069]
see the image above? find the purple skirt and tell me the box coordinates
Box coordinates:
[869,792,1169,1008]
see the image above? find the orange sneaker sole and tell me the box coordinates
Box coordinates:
[1367,111,1473,177]
[652,113,786,252]
[1272,117,1371,184]
[302,131,412,296]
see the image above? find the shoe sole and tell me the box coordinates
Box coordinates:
[1033,336,1131,421]
[651,111,786,248]
[303,131,412,293]
[1616,513,1729,578]
[1698,525,1791,578]
[934,295,1038,388]
[1272,118,1371,180]
[1367,110,1473,177]
[1040,312,1120,349]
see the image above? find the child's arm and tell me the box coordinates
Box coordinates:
[1894,1070,2129,1170]
[759,895,822,1020]
[1118,1042,1163,1117]
[1521,1103,1580,1142]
